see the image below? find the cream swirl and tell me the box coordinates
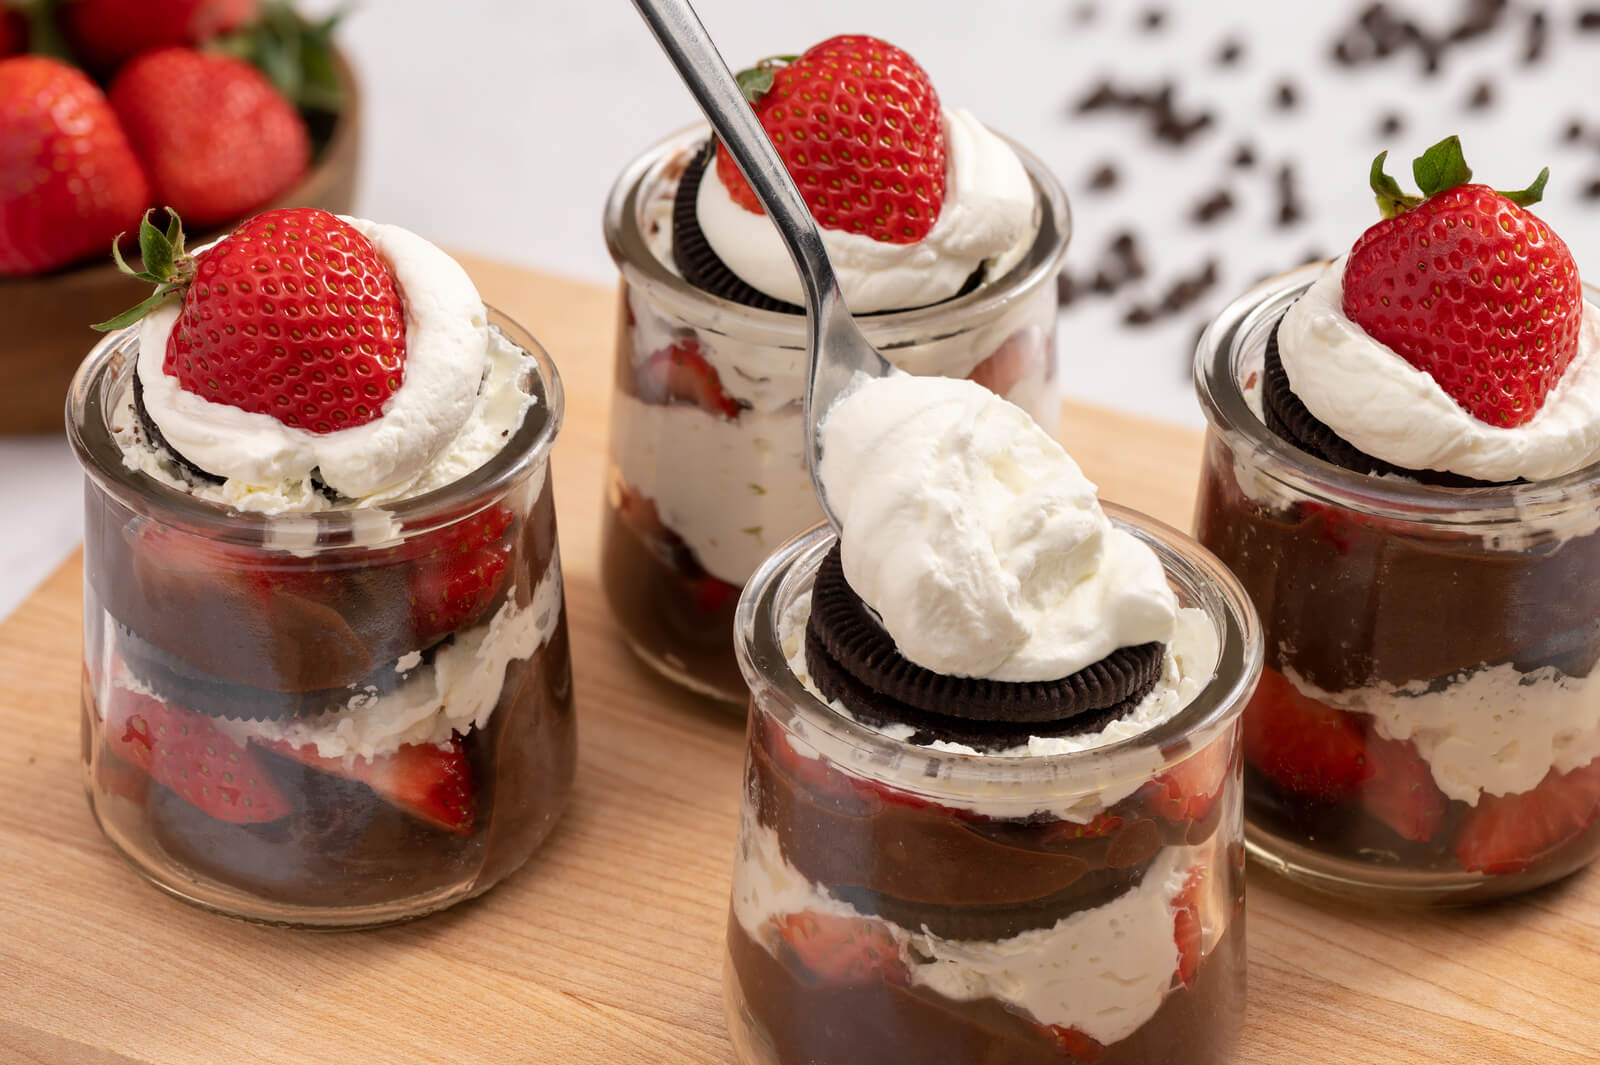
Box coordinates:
[697,109,1036,313]
[818,375,1176,682]
[1279,256,1600,482]
[136,217,490,502]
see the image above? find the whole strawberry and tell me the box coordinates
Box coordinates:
[0,56,149,276]
[1342,135,1583,428]
[110,47,309,229]
[716,34,945,244]
[63,0,258,70]
[100,207,407,435]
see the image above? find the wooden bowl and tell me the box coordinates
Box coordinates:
[0,50,363,434]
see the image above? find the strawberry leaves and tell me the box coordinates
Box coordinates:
[1369,134,1551,218]
[95,208,196,331]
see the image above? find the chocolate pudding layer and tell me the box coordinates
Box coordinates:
[727,913,1245,1065]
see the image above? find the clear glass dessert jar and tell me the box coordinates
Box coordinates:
[600,126,1071,704]
[67,309,576,928]
[724,512,1260,1065]
[1194,266,1600,904]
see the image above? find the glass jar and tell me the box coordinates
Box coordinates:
[67,309,577,928]
[1194,265,1600,904]
[600,126,1071,703]
[724,512,1259,1065]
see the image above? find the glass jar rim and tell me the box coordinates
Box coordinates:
[733,508,1261,788]
[64,305,564,545]
[601,123,1071,350]
[1194,263,1600,527]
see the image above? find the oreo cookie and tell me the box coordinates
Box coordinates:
[116,621,444,722]
[671,139,988,314]
[1261,314,1505,489]
[133,371,224,486]
[833,857,1153,941]
[804,545,1164,750]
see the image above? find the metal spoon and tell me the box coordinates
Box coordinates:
[630,0,897,533]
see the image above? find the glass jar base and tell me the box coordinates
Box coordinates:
[622,632,744,706]
[723,952,780,1065]
[1245,822,1592,906]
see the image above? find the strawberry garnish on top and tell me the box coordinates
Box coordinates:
[716,35,945,244]
[0,56,150,277]
[97,207,407,435]
[1342,135,1583,428]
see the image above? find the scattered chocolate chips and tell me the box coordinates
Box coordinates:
[1073,78,1215,146]
[1328,1,1515,75]
[1465,78,1495,110]
[1578,8,1600,31]
[1216,37,1244,66]
[1191,188,1235,225]
[1233,142,1256,168]
[1379,112,1404,136]
[1584,178,1600,201]
[1275,163,1305,228]
[1141,7,1166,31]
[1524,9,1548,64]
[1564,118,1585,143]
[1274,80,1299,110]
[1087,162,1119,191]
[1123,259,1219,327]
[1056,231,1147,309]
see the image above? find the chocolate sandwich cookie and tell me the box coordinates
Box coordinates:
[116,621,447,722]
[133,371,224,486]
[1261,315,1506,489]
[804,545,1163,750]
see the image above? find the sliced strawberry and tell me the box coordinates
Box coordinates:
[1144,738,1231,823]
[405,506,515,643]
[1454,758,1600,874]
[105,688,291,823]
[693,574,739,614]
[773,910,907,986]
[967,327,1044,399]
[258,736,476,835]
[1031,1023,1105,1062]
[1172,865,1207,988]
[635,338,742,419]
[1362,734,1448,842]
[1242,667,1374,801]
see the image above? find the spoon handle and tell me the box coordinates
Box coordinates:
[629,0,843,317]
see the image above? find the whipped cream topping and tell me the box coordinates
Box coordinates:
[698,109,1036,313]
[1279,256,1600,482]
[134,217,502,505]
[732,813,1207,1045]
[1284,661,1600,805]
[819,375,1177,682]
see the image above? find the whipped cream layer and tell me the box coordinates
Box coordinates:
[1284,661,1600,805]
[131,218,528,509]
[698,109,1036,314]
[820,375,1176,682]
[733,813,1210,1046]
[1279,257,1600,482]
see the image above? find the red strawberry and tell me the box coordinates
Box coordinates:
[0,56,149,276]
[1342,135,1582,428]
[1031,1024,1105,1062]
[404,504,514,642]
[635,338,743,419]
[105,687,291,823]
[0,10,27,56]
[717,35,945,244]
[773,911,907,985]
[967,327,1046,399]
[63,0,257,70]
[1242,667,1374,801]
[110,48,309,228]
[1362,734,1448,842]
[1454,758,1600,874]
[100,207,407,436]
[258,736,476,835]
[1171,865,1206,988]
[1144,737,1231,823]
[693,574,739,614]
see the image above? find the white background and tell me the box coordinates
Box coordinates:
[5,0,1600,616]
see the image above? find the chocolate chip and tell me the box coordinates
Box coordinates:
[1070,77,1214,146]
[1233,142,1256,168]
[1274,80,1299,110]
[1466,78,1495,110]
[1141,7,1166,31]
[1584,178,1600,200]
[1216,37,1244,65]
[1124,304,1156,326]
[1087,162,1119,191]
[1056,271,1077,306]
[1191,189,1235,225]
[1564,118,1585,143]
[1578,8,1600,31]
[1524,9,1548,64]
[1091,270,1118,295]
[1275,163,1305,228]
[1379,112,1404,136]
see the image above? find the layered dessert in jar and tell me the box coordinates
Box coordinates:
[1193,136,1600,902]
[601,34,1070,701]
[726,375,1260,1065]
[67,208,576,926]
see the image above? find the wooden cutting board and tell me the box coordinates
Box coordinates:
[1,257,1595,1065]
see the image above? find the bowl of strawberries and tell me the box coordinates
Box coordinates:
[0,0,361,432]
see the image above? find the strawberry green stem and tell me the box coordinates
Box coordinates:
[94,209,197,333]
[1368,134,1552,219]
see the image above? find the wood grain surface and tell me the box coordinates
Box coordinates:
[0,258,1595,1064]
